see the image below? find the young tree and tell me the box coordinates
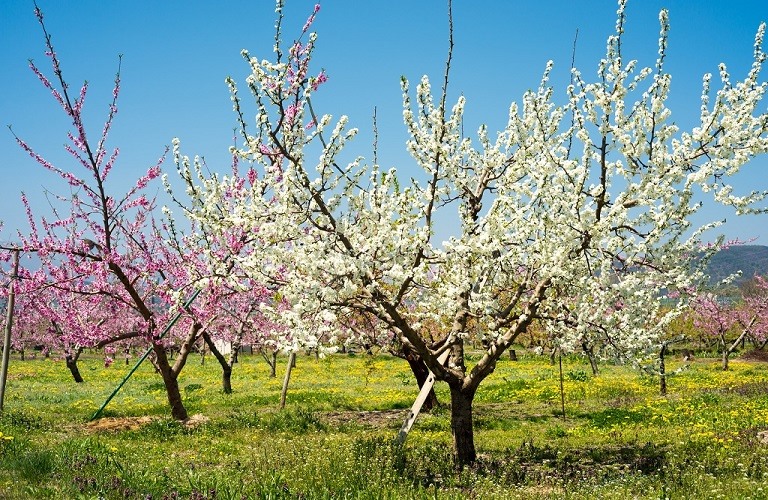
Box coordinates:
[691,293,743,369]
[735,274,768,350]
[162,137,303,390]
[184,0,768,465]
[8,6,204,420]
[11,280,144,382]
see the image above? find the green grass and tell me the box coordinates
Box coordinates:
[2,350,768,498]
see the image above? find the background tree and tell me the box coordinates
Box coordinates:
[735,274,768,350]
[690,279,768,370]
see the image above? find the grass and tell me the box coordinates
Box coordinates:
[2,350,768,498]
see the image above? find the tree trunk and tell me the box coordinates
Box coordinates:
[152,342,188,421]
[221,365,232,394]
[449,383,477,468]
[228,337,242,368]
[396,343,441,410]
[582,342,599,375]
[65,347,84,383]
[280,352,297,409]
[405,355,439,411]
[722,349,730,371]
[202,331,233,394]
[261,348,278,378]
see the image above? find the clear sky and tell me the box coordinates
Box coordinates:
[1,0,767,246]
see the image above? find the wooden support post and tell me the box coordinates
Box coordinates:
[559,354,566,420]
[0,250,20,413]
[279,351,297,410]
[396,349,450,445]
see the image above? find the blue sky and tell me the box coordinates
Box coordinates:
[1,0,767,246]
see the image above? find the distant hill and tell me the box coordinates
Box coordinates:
[707,245,768,285]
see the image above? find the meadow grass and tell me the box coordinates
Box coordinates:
[2,350,768,498]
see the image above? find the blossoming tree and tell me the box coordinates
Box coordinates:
[7,6,205,420]
[5,278,145,382]
[184,0,768,465]
[738,275,768,349]
[692,274,768,370]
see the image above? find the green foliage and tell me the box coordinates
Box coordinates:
[0,409,46,431]
[566,369,589,382]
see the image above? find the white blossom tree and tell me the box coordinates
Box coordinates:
[181,0,768,465]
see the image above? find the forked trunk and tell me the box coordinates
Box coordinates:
[261,348,278,378]
[449,383,477,467]
[202,331,233,394]
[65,346,84,383]
[152,342,188,421]
[65,355,84,383]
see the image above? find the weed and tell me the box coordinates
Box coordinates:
[566,369,589,382]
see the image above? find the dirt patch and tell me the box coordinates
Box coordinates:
[740,350,768,362]
[183,413,210,428]
[324,409,406,428]
[85,416,155,433]
[84,413,209,433]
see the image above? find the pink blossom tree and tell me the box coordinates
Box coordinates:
[6,5,206,420]
[7,276,144,382]
[160,146,293,391]
[691,292,745,370]
[736,274,768,350]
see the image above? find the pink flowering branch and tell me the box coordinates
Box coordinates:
[2,5,204,420]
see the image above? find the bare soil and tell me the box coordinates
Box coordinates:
[740,349,768,362]
[84,413,209,433]
[323,409,405,428]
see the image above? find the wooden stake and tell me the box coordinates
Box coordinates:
[559,354,566,420]
[0,250,20,413]
[279,351,297,410]
[396,349,450,445]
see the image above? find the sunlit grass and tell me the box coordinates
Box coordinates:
[2,349,768,498]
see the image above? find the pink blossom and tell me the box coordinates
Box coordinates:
[311,70,327,91]
[301,4,321,33]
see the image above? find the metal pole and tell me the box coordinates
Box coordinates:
[0,250,20,413]
[89,288,202,421]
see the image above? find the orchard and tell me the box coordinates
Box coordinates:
[1,1,768,497]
